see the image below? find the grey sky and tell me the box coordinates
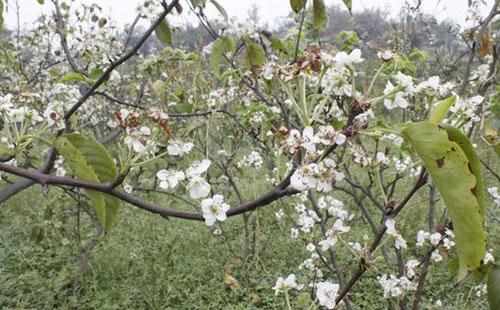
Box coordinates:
[5,0,494,30]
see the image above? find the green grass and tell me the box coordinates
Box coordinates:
[0,175,497,309]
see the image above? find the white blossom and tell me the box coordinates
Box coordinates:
[484,249,495,264]
[186,159,211,178]
[272,274,303,294]
[306,243,316,252]
[488,187,500,207]
[157,169,185,190]
[124,126,153,155]
[316,281,339,309]
[123,183,133,193]
[291,161,343,193]
[385,218,407,249]
[378,274,416,298]
[416,230,430,247]
[431,250,443,262]
[416,76,441,93]
[275,209,285,221]
[239,151,263,168]
[429,232,442,246]
[406,259,420,278]
[167,140,194,157]
[54,157,66,177]
[200,194,230,226]
[187,176,211,199]
[334,49,363,68]
[319,237,337,251]
[377,50,394,61]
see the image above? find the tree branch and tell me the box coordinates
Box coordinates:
[334,170,428,305]
[0,161,299,220]
[63,0,180,125]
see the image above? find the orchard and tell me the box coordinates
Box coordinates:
[0,0,499,309]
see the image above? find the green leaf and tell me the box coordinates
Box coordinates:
[342,0,352,14]
[54,137,107,228]
[270,37,288,54]
[472,264,491,282]
[64,133,118,182]
[402,122,486,281]
[488,265,500,310]
[409,48,428,63]
[175,103,193,113]
[444,126,487,219]
[104,196,120,229]
[209,0,228,21]
[429,96,457,125]
[209,36,235,76]
[59,72,88,84]
[155,19,172,45]
[55,134,119,231]
[290,0,306,13]
[89,67,104,81]
[336,31,359,52]
[313,0,327,30]
[37,0,45,4]
[0,143,13,161]
[245,40,266,68]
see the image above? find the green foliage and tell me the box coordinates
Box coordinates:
[444,126,487,220]
[402,122,486,280]
[54,134,120,230]
[175,102,194,113]
[313,0,327,30]
[155,19,172,46]
[387,49,427,75]
[89,67,104,81]
[269,37,288,55]
[488,265,500,310]
[209,36,235,76]
[54,137,107,227]
[429,95,457,125]
[0,143,13,160]
[408,48,428,63]
[59,72,89,84]
[336,31,360,52]
[63,133,118,183]
[245,40,266,68]
[290,0,306,13]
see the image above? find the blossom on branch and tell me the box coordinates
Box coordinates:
[201,194,230,226]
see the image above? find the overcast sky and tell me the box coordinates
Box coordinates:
[4,0,494,30]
